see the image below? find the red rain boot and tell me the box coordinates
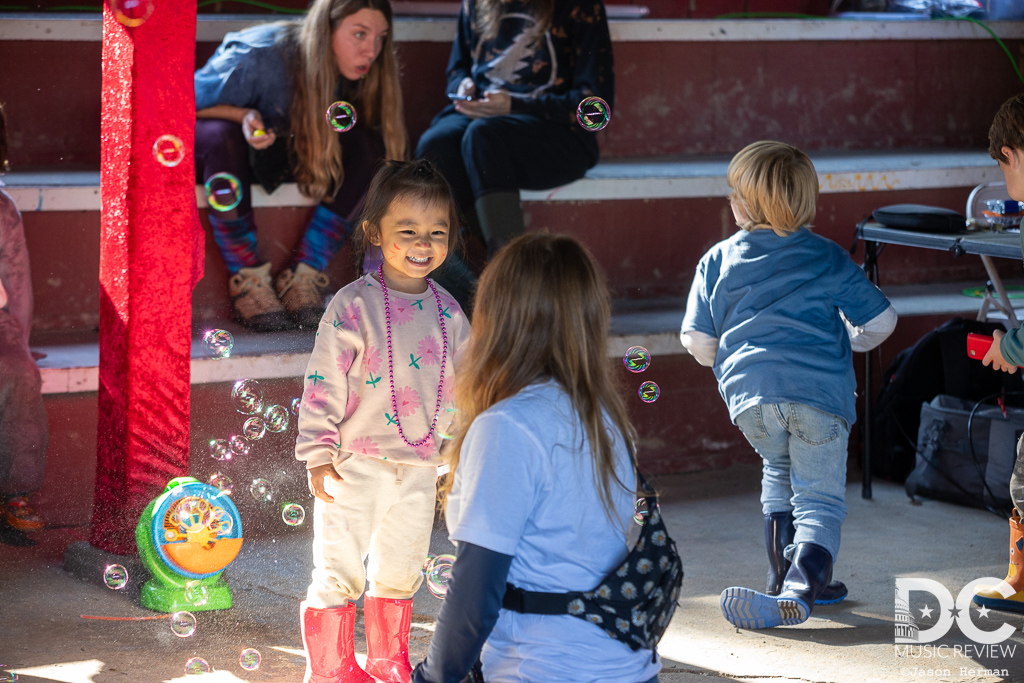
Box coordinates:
[363,595,414,683]
[300,601,373,683]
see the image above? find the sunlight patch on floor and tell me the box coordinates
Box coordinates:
[10,659,104,683]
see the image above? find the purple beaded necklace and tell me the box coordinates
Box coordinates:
[376,264,449,448]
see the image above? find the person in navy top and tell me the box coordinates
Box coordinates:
[194,0,407,332]
[415,0,614,309]
[681,141,896,631]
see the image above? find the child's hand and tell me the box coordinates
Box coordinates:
[307,463,343,503]
[242,109,276,150]
[983,329,1019,374]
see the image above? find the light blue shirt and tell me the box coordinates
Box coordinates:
[681,228,891,426]
[446,380,661,683]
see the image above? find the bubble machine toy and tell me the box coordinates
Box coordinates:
[136,477,244,612]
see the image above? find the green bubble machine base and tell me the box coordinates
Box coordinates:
[135,477,244,613]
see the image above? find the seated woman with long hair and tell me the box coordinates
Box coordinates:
[195,0,406,331]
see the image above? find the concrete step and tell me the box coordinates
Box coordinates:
[1,148,1002,211]
[35,300,686,395]
[34,278,1011,396]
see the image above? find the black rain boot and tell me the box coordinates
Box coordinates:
[475,191,524,258]
[721,542,834,629]
[764,512,848,605]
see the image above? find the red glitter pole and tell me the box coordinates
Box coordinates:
[91,0,203,554]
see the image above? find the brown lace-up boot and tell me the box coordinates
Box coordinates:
[228,263,293,332]
[276,263,330,329]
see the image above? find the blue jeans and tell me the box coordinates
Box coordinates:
[734,403,849,561]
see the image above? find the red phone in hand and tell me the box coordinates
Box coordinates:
[967,332,1024,368]
[967,333,994,360]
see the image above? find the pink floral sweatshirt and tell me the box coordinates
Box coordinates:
[295,272,470,470]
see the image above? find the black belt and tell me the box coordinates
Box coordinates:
[502,583,580,615]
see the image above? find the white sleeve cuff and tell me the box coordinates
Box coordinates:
[680,330,718,366]
[843,305,897,353]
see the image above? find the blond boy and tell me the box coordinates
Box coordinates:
[681,141,897,629]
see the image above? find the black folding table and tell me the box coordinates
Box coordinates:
[854,221,1022,499]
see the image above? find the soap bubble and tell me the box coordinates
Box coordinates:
[239,648,261,671]
[209,472,233,495]
[232,379,264,415]
[421,553,437,576]
[202,329,233,359]
[112,0,153,27]
[153,134,184,168]
[171,611,197,637]
[229,435,251,458]
[264,404,289,433]
[185,581,209,607]
[184,656,209,674]
[638,381,660,403]
[281,503,305,526]
[209,439,232,462]
[243,417,267,441]
[326,101,357,132]
[291,397,301,415]
[0,671,17,682]
[623,346,651,373]
[426,554,456,598]
[436,408,458,440]
[208,509,233,536]
[250,478,273,503]
[204,172,242,212]
[177,498,213,532]
[577,96,611,132]
[103,564,128,589]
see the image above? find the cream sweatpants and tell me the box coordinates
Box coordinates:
[306,455,439,608]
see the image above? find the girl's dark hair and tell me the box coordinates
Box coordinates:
[353,159,464,273]
[0,102,8,173]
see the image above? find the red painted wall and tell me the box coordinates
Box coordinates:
[24,186,1012,332]
[36,310,961,526]
[3,36,1021,167]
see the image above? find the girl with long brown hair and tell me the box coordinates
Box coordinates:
[194,0,407,332]
[412,234,661,683]
[415,0,614,310]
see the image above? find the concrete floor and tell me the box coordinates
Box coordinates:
[2,464,1023,683]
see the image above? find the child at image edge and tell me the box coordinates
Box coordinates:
[680,140,897,629]
[294,159,470,683]
[972,92,1024,614]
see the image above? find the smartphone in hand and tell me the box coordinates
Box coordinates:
[968,332,1024,369]
[967,333,994,360]
[447,93,473,102]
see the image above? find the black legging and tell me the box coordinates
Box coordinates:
[195,118,385,221]
[415,105,598,209]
